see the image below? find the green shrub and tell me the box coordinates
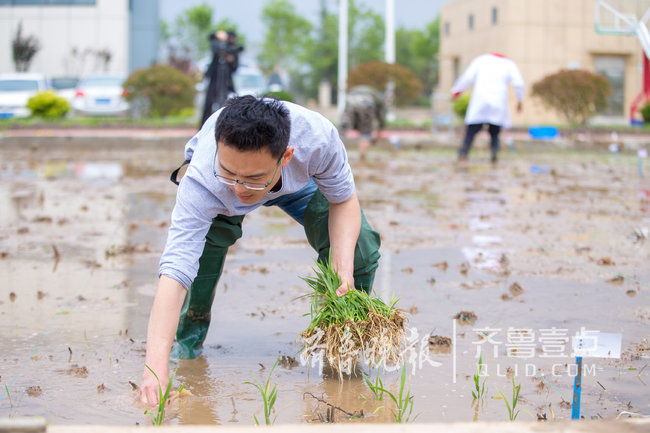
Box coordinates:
[26,91,70,118]
[175,106,195,118]
[263,90,295,103]
[641,101,650,123]
[531,69,611,126]
[123,64,196,117]
[348,60,424,106]
[453,92,471,118]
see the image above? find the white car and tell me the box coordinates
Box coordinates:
[233,66,268,97]
[195,65,268,119]
[0,73,48,119]
[72,75,130,116]
[50,77,79,106]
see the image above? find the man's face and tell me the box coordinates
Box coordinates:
[215,142,293,204]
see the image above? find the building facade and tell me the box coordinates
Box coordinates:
[0,0,158,78]
[438,0,645,125]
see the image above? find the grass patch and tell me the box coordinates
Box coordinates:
[300,256,406,379]
[0,115,196,130]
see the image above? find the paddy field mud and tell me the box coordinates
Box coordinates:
[1,136,648,424]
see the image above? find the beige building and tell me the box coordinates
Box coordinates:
[438,0,647,125]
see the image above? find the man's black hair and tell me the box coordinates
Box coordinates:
[215,95,290,159]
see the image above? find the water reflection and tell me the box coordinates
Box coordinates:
[175,356,221,424]
[1,161,123,184]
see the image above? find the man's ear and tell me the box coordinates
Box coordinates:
[281,146,294,167]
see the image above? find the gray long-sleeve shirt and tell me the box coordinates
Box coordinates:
[159,101,355,290]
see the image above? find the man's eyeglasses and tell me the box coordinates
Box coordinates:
[212,149,282,191]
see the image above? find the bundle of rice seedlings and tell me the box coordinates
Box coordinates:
[299,258,407,379]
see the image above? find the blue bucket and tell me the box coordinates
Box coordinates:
[528,126,558,140]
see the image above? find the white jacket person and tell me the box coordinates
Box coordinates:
[452,53,524,128]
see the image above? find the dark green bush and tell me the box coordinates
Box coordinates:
[453,92,471,118]
[123,64,196,117]
[531,69,611,126]
[347,60,424,106]
[263,90,295,103]
[26,91,70,118]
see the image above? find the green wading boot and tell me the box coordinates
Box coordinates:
[303,189,381,293]
[171,214,244,359]
[171,254,225,359]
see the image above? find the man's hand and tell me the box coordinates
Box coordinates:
[140,363,169,405]
[139,275,186,404]
[336,270,355,297]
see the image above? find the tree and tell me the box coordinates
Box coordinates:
[258,0,433,104]
[170,4,240,62]
[531,69,611,125]
[12,22,40,72]
[347,0,384,69]
[258,0,313,73]
[348,60,423,106]
[396,17,440,94]
[299,1,339,100]
[297,0,385,101]
[173,3,214,60]
[160,19,172,44]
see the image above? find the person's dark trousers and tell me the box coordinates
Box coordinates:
[459,123,501,161]
[200,79,217,128]
[172,182,381,359]
[487,123,501,162]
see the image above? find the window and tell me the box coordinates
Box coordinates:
[594,55,626,116]
[0,79,40,92]
[444,21,450,36]
[453,58,461,81]
[468,14,474,30]
[492,7,498,24]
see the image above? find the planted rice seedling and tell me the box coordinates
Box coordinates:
[300,257,407,378]
[4,385,11,407]
[497,377,522,421]
[144,365,185,426]
[365,364,416,423]
[244,359,279,425]
[471,355,488,400]
[363,366,384,401]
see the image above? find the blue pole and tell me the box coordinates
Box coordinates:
[571,356,583,420]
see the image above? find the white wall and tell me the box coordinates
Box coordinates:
[0,0,129,77]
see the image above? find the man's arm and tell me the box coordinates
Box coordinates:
[328,192,361,296]
[139,275,187,404]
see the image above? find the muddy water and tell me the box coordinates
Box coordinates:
[1,142,648,424]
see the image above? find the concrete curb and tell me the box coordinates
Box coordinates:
[3,418,648,433]
[43,419,650,432]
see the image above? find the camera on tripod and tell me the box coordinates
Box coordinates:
[210,30,242,63]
